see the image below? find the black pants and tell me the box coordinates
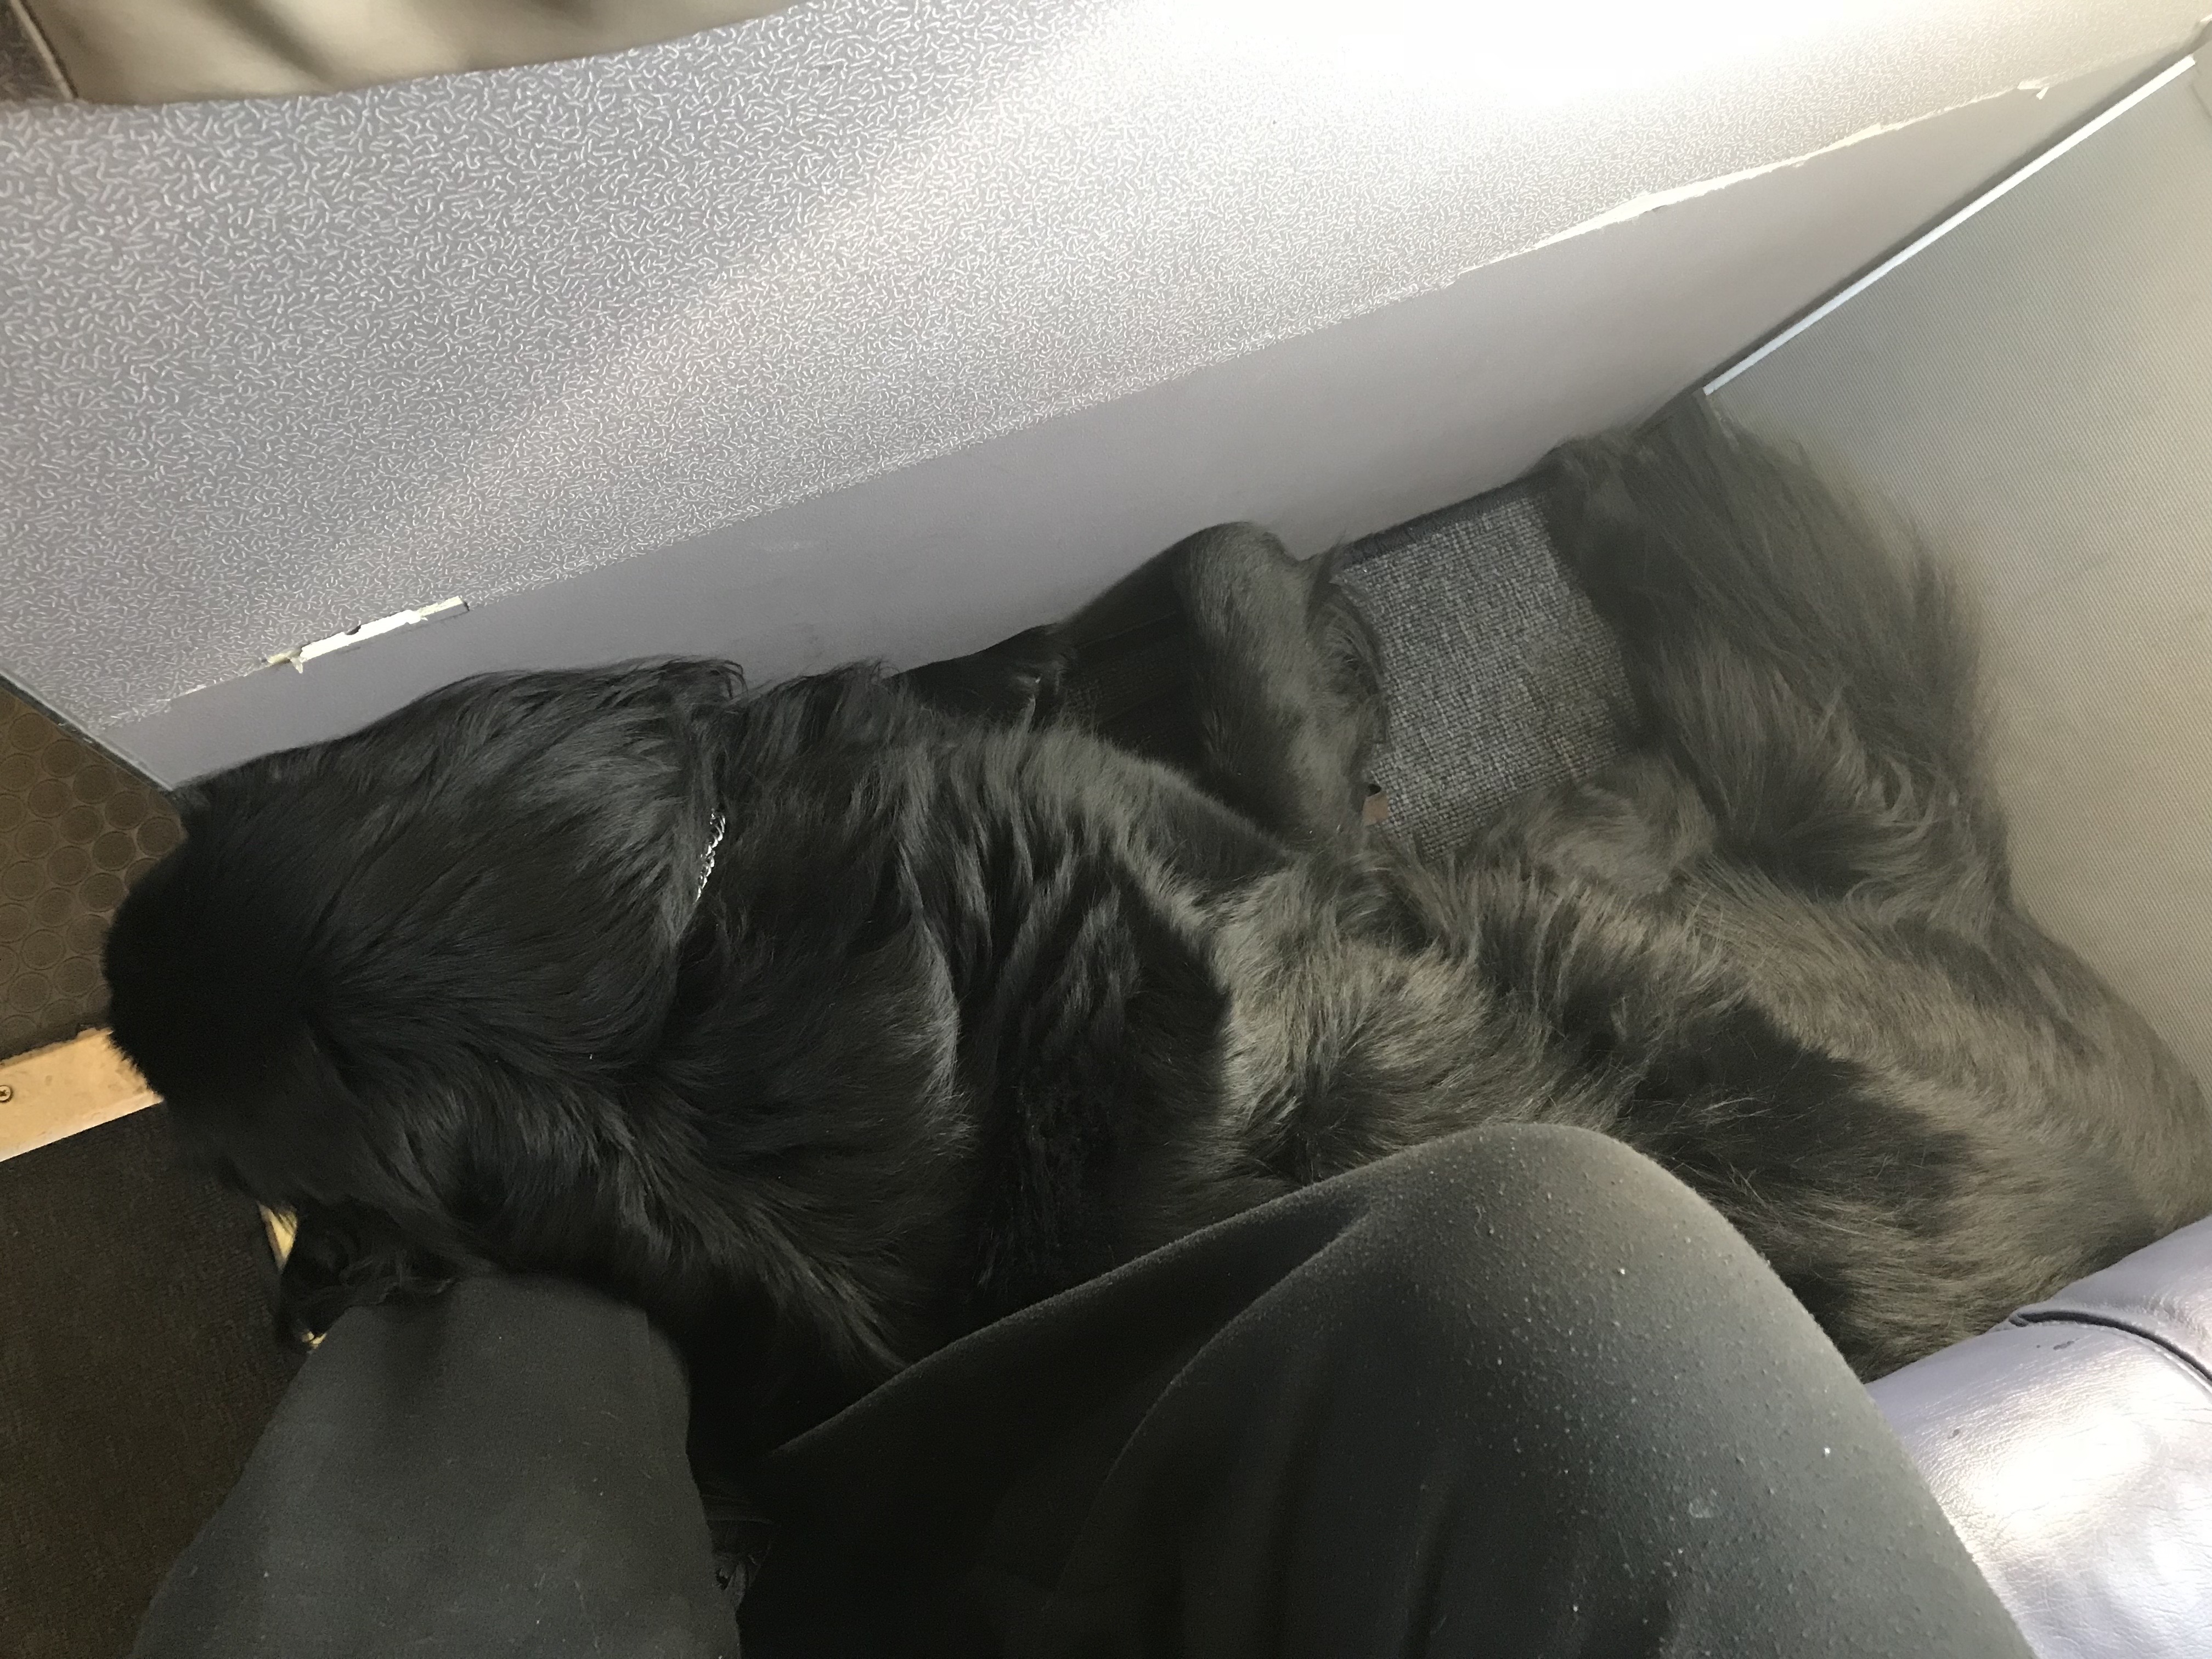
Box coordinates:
[130,1126,2031,1658]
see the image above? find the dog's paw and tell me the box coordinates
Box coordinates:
[901,624,1074,727]
[1534,431,1646,595]
[1307,551,1386,753]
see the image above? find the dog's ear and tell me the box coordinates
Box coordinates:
[276,1204,463,1348]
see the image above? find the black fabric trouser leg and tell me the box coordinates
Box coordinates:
[126,1273,735,1657]
[132,1126,2033,1658]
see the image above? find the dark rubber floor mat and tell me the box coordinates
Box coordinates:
[1,690,180,1059]
[2,689,292,1659]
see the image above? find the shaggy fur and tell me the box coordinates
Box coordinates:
[105,404,2212,1449]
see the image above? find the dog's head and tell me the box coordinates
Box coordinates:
[105,661,744,1334]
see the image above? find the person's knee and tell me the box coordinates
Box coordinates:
[1359,1122,1721,1263]
[1331,1124,1787,1368]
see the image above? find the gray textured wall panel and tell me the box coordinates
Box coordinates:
[2,0,2200,737]
[94,65,2143,784]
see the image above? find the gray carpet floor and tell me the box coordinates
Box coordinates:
[1343,483,1627,856]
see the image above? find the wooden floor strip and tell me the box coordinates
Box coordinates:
[0,1030,159,1164]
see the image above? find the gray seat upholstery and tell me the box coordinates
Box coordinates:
[1868,1216,2212,1658]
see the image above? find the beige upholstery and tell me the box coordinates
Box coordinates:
[9,0,798,103]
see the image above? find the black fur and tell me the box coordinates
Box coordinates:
[105,405,2212,1450]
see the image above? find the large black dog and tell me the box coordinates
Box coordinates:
[106,405,2211,1447]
